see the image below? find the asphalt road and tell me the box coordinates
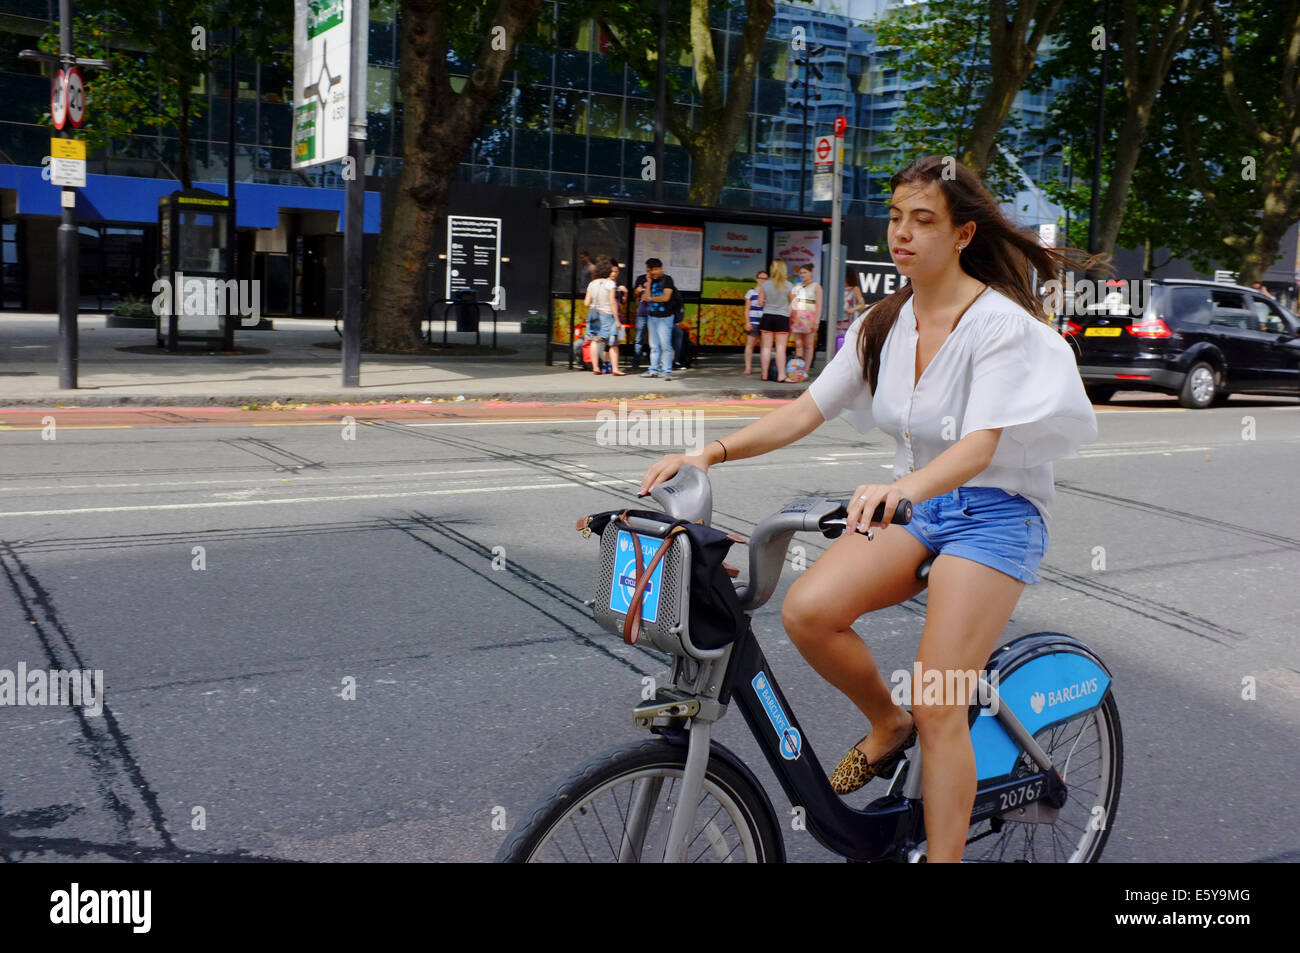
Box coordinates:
[1,396,1297,862]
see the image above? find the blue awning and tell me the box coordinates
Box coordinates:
[0,165,382,232]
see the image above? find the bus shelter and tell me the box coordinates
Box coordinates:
[541,196,833,368]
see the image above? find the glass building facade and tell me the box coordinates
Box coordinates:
[0,0,1068,311]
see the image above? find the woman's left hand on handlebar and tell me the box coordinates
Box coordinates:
[846,482,903,535]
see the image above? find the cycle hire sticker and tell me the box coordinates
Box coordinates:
[752,672,802,760]
[609,530,665,624]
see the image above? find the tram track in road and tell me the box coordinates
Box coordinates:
[1054,481,1300,553]
[0,541,177,856]
[383,513,667,675]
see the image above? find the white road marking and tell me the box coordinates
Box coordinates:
[403,414,763,427]
[0,480,631,518]
[1077,445,1210,458]
[0,466,527,493]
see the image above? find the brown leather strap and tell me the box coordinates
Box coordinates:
[621,525,686,645]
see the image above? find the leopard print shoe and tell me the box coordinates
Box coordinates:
[828,723,918,795]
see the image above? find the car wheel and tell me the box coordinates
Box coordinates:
[1178,362,1218,409]
[1085,385,1117,404]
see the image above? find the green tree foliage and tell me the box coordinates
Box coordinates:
[40,0,292,187]
[871,0,1065,201]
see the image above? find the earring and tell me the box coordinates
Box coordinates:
[957,244,965,252]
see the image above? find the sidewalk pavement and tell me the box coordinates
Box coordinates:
[0,313,805,408]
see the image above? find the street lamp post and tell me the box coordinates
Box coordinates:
[792,44,825,214]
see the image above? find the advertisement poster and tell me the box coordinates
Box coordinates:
[632,223,702,291]
[699,223,768,346]
[773,230,823,284]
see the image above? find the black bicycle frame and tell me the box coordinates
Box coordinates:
[716,624,1064,862]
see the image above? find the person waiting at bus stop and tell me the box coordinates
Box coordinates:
[637,258,678,381]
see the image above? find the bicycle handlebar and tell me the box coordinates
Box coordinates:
[734,497,912,612]
[640,466,911,612]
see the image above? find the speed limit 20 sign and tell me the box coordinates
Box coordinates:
[50,67,86,130]
[66,67,85,127]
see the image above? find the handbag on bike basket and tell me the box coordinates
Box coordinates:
[576,509,747,659]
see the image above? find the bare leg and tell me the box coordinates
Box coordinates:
[781,525,932,763]
[775,333,789,381]
[760,330,773,380]
[912,554,1025,862]
[744,332,755,373]
[609,344,620,373]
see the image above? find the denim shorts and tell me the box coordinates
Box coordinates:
[899,486,1048,584]
[584,311,620,344]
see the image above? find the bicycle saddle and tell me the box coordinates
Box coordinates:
[916,554,936,582]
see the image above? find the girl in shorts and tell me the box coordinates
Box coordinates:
[583,261,625,375]
[639,155,1102,862]
[789,264,822,373]
[758,260,793,382]
[743,270,768,375]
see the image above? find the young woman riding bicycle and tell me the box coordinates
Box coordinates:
[639,155,1101,863]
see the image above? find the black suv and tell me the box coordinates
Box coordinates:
[1067,279,1300,408]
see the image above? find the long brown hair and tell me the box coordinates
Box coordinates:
[856,155,1108,392]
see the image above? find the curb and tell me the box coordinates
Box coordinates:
[0,385,806,410]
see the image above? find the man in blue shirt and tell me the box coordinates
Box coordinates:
[635,258,677,381]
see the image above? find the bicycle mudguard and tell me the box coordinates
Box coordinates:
[970,632,1114,782]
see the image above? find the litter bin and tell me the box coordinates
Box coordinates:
[453,290,480,332]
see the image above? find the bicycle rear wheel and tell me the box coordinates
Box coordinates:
[495,737,783,863]
[914,691,1123,862]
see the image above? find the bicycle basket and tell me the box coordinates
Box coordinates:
[580,509,743,660]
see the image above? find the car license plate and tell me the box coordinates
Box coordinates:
[1085,327,1122,336]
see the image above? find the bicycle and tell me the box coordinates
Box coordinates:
[495,466,1122,863]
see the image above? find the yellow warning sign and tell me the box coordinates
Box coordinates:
[50,138,86,160]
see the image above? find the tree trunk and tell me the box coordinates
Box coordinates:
[363,0,542,351]
[363,164,447,349]
[612,0,772,207]
[962,0,1065,176]
[1234,202,1296,285]
[685,136,730,205]
[1094,98,1150,260]
[963,71,1020,176]
[1093,0,1202,263]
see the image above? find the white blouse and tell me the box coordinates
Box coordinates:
[807,287,1098,531]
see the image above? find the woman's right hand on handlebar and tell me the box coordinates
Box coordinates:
[639,450,710,497]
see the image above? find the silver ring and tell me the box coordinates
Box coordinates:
[857,495,868,502]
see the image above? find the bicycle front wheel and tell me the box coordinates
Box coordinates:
[495,737,784,863]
